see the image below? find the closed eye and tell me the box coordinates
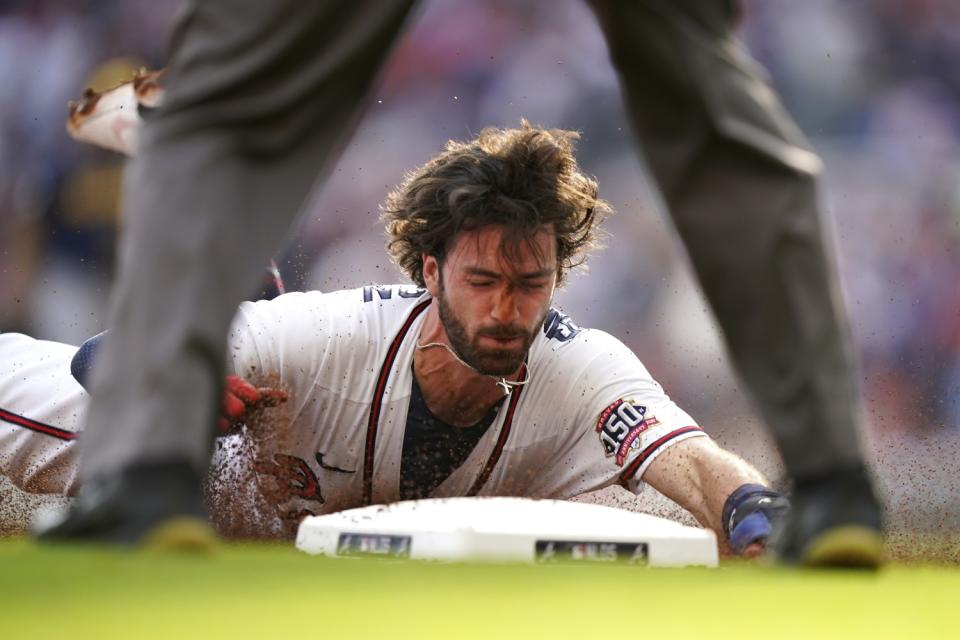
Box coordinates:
[521,280,550,290]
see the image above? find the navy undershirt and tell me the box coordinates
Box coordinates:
[399,373,502,500]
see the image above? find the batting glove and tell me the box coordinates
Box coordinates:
[219,375,288,434]
[722,484,790,556]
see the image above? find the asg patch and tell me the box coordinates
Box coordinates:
[596,399,660,466]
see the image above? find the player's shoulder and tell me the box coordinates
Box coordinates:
[353,284,430,311]
[237,284,428,321]
[530,308,651,392]
[328,284,431,327]
[227,285,430,375]
[534,308,638,365]
[0,332,76,368]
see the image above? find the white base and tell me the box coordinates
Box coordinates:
[296,497,718,568]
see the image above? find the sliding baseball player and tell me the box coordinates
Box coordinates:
[3,123,786,555]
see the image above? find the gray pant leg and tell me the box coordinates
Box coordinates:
[79,0,416,481]
[588,0,865,477]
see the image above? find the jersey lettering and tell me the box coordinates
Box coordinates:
[362,285,425,302]
[543,308,582,342]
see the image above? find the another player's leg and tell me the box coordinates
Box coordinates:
[39,0,417,546]
[587,0,883,566]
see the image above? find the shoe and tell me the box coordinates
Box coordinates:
[771,466,884,569]
[35,458,217,551]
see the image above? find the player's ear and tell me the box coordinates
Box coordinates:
[422,253,441,296]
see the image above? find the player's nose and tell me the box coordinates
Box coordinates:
[489,287,520,323]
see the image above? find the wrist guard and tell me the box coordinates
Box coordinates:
[722,483,790,556]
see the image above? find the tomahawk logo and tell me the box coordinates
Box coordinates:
[596,398,660,466]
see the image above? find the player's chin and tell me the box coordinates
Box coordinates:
[473,349,526,377]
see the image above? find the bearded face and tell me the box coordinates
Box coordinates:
[435,273,546,376]
[424,226,557,377]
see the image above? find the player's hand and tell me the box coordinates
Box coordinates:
[66,68,165,157]
[218,375,288,434]
[739,540,766,559]
[723,484,790,557]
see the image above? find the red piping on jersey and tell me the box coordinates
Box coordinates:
[466,361,527,496]
[363,298,432,505]
[619,425,703,484]
[0,407,78,441]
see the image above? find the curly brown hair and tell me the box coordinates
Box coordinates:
[381,121,611,287]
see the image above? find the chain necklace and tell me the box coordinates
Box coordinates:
[415,340,528,396]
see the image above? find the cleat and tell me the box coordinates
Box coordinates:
[802,525,885,568]
[771,465,884,569]
[36,458,216,550]
[142,516,218,553]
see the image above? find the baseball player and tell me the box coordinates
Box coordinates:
[47,0,882,566]
[8,124,786,555]
[0,283,784,556]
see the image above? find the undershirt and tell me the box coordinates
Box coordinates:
[399,372,501,500]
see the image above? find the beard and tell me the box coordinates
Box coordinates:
[435,283,544,377]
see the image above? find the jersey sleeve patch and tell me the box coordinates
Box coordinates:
[595,398,661,466]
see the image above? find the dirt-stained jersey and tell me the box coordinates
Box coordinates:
[224,285,705,522]
[0,285,706,526]
[0,333,82,495]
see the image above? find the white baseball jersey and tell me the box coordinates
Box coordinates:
[0,333,83,495]
[0,285,706,527]
[224,285,706,523]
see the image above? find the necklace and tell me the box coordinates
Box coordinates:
[415,340,528,396]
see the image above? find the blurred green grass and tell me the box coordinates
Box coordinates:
[2,537,957,640]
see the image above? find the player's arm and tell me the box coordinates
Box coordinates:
[218,375,287,434]
[641,436,788,556]
[554,329,787,556]
[71,331,287,436]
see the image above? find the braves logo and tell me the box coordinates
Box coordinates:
[596,399,660,466]
[253,451,356,536]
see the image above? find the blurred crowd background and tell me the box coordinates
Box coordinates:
[1,0,958,532]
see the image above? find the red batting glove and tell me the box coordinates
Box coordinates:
[218,374,288,434]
